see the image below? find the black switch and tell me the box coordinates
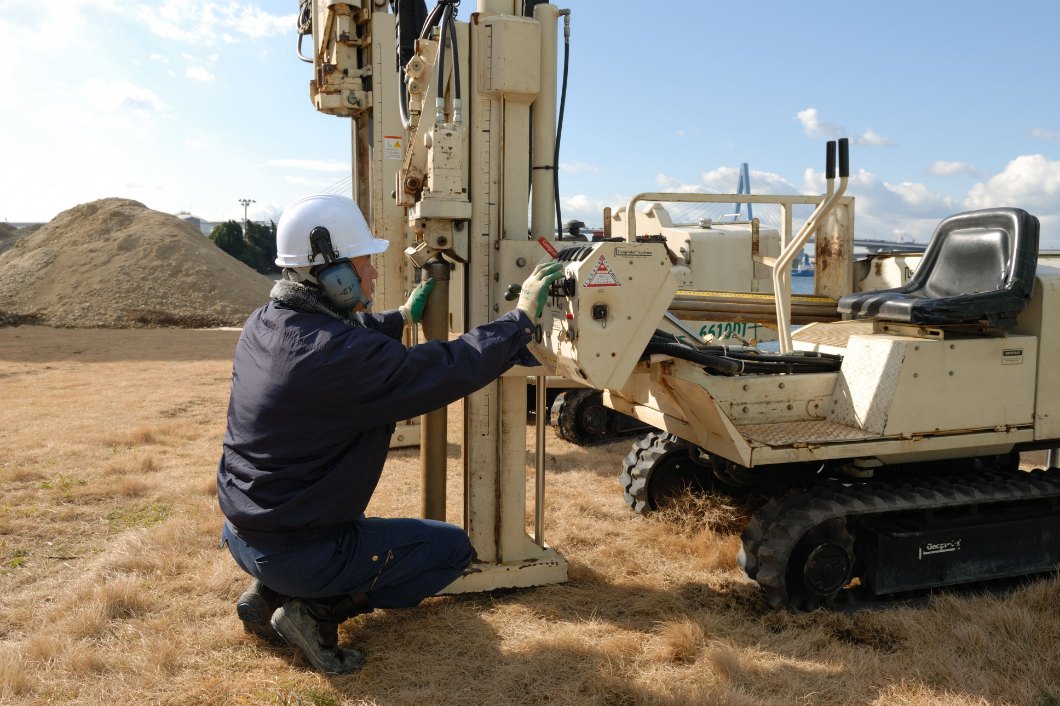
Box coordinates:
[592,303,608,321]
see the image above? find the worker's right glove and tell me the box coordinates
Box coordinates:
[516,262,565,321]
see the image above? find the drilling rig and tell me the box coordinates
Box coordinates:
[296,0,1060,611]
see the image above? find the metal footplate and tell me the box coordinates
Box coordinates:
[739,468,1060,613]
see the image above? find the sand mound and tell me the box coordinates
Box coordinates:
[0,198,274,328]
[0,223,29,257]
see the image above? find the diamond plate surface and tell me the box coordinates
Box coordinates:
[737,420,882,448]
[793,321,874,350]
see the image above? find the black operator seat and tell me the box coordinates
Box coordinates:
[837,207,1040,328]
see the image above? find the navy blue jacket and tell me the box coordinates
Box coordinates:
[218,301,538,551]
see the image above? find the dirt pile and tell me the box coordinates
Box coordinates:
[0,198,274,328]
[0,223,31,257]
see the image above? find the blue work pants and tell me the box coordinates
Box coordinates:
[222,517,473,609]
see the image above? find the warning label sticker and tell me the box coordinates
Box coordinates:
[384,135,403,161]
[582,254,621,287]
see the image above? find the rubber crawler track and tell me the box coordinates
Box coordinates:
[741,467,1060,612]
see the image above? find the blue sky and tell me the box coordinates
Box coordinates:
[3,0,1060,243]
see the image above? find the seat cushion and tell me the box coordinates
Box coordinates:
[837,208,1039,327]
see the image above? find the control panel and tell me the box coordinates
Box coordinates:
[526,240,677,391]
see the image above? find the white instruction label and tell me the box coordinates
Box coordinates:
[1002,349,1024,365]
[384,135,403,161]
[583,254,621,288]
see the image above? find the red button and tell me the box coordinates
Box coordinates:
[566,313,573,320]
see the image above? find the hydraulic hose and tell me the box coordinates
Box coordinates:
[644,338,842,375]
[434,4,450,124]
[445,4,462,123]
[554,12,569,239]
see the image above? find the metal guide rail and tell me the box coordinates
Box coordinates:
[739,466,1060,613]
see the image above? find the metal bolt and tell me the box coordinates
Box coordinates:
[914,373,919,378]
[627,316,631,320]
[516,257,526,267]
[949,371,954,376]
[779,382,785,389]
[493,303,499,312]
[915,345,920,351]
[437,237,448,246]
[742,407,749,413]
[596,353,600,357]
[950,344,955,349]
[743,384,749,391]
[454,221,464,231]
[787,404,793,410]
[628,277,632,281]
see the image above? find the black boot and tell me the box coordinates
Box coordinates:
[236,579,289,644]
[270,593,373,675]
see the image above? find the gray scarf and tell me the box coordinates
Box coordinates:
[270,279,365,328]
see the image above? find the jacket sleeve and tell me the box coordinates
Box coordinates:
[354,309,405,341]
[343,309,538,428]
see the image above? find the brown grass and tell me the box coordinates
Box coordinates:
[1,326,1059,705]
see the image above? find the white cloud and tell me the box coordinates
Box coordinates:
[222,33,237,43]
[559,162,601,175]
[802,167,959,242]
[654,174,710,194]
[701,166,798,194]
[854,127,894,147]
[185,66,215,81]
[796,108,895,146]
[181,52,195,60]
[249,202,285,222]
[796,108,845,140]
[676,129,685,137]
[66,78,165,111]
[965,155,1060,212]
[135,2,295,45]
[150,53,168,62]
[185,139,206,148]
[560,195,625,227]
[167,70,176,77]
[269,159,351,172]
[926,161,988,178]
[1031,128,1060,144]
[207,53,219,62]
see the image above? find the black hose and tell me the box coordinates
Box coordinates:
[644,340,842,375]
[553,33,569,239]
[436,5,450,106]
[445,7,460,101]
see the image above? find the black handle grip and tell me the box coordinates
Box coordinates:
[838,138,849,178]
[503,283,521,301]
[825,141,836,180]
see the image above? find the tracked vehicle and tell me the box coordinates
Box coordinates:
[528,140,1060,611]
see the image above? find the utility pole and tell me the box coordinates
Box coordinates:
[238,198,256,233]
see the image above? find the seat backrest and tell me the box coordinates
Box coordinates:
[909,208,1039,300]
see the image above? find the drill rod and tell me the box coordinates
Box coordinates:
[420,257,451,521]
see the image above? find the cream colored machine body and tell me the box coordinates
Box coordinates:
[566,184,1060,610]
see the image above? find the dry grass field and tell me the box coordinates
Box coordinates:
[2,326,1060,705]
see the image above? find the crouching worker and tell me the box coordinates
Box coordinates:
[217,194,561,674]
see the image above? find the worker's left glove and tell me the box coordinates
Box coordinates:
[399,278,435,326]
[517,262,564,321]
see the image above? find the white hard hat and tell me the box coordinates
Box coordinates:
[275,193,389,268]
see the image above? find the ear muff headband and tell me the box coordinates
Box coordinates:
[308,226,373,311]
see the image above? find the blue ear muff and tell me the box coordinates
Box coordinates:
[309,226,370,311]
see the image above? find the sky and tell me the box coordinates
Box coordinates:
[2,0,1060,244]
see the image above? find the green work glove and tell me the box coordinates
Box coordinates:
[399,277,435,326]
[516,262,564,320]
